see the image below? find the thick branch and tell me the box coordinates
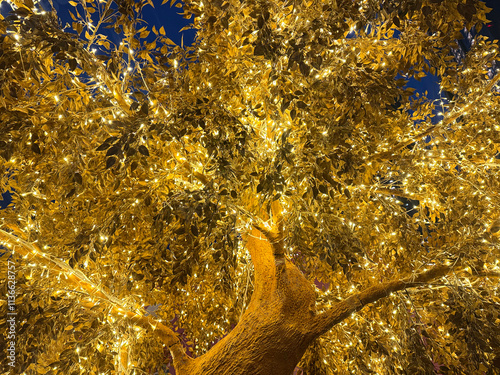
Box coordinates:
[0,226,191,370]
[252,199,285,258]
[310,264,452,336]
[243,227,279,300]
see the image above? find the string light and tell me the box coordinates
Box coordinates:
[1,0,499,373]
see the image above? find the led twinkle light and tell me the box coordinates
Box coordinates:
[0,0,500,374]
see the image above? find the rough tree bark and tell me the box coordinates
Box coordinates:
[168,202,456,375]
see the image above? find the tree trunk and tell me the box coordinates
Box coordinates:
[0,221,459,375]
[172,221,456,375]
[176,227,319,375]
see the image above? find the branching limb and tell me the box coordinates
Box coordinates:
[252,222,282,251]
[252,200,286,274]
[252,200,285,255]
[310,264,453,336]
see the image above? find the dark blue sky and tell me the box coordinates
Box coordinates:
[485,0,500,39]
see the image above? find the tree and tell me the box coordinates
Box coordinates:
[1,0,500,373]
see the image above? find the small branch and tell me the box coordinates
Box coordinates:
[470,270,500,278]
[85,0,113,51]
[181,161,209,185]
[310,264,453,336]
[373,187,423,201]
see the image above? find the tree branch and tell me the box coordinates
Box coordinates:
[310,264,453,336]
[181,161,209,185]
[243,227,279,300]
[373,187,424,201]
[243,200,293,301]
[252,199,285,257]
[0,226,192,371]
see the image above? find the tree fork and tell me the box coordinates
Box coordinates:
[2,223,496,375]
[180,215,318,375]
[175,210,469,374]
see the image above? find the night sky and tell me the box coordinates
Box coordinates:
[484,0,500,40]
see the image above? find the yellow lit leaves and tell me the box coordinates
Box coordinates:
[139,28,150,39]
[1,0,500,374]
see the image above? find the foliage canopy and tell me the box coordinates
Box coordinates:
[1,0,500,374]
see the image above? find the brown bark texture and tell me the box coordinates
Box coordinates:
[170,203,454,375]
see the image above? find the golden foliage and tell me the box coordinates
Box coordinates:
[0,0,499,374]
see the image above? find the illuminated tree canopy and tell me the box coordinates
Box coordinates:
[1,0,500,374]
